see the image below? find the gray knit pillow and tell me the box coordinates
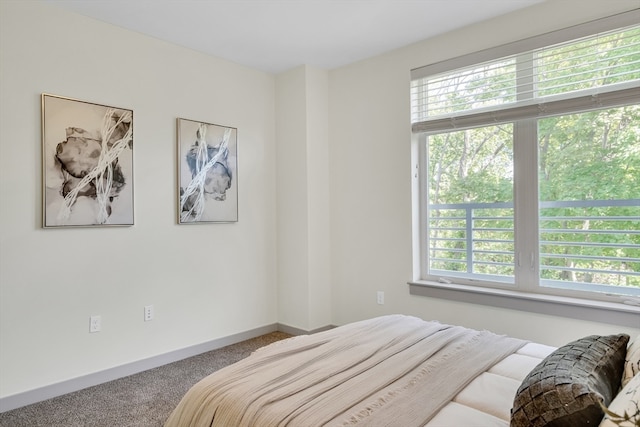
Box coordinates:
[510,334,629,427]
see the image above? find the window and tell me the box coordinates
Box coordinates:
[410,12,640,306]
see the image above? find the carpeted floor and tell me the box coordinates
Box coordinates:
[0,332,292,427]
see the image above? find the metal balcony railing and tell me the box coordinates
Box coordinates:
[427,199,640,289]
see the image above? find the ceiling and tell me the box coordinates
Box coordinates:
[44,0,544,74]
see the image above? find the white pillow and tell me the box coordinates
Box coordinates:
[622,335,640,387]
[599,372,640,427]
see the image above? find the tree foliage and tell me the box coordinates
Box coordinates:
[425,26,640,290]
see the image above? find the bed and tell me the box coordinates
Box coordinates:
[165,314,638,427]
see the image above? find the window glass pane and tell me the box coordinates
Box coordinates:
[411,59,516,121]
[412,25,640,126]
[427,124,515,283]
[538,106,640,295]
[536,26,640,98]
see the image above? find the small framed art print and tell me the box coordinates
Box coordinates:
[177,118,238,224]
[42,94,134,227]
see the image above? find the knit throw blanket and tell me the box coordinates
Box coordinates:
[165,315,526,427]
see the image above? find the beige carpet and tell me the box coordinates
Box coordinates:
[0,332,291,427]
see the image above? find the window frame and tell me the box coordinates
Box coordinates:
[409,10,640,326]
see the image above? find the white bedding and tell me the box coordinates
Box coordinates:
[427,342,555,426]
[165,315,555,427]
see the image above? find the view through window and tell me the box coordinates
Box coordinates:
[412,22,640,299]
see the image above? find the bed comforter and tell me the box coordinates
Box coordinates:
[165,315,555,427]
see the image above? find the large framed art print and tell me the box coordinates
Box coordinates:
[177,118,238,224]
[42,94,134,227]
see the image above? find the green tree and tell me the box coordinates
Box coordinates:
[425,26,640,288]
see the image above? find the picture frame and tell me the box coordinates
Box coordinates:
[177,118,238,224]
[41,94,134,227]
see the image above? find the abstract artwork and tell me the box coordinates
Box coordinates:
[177,118,238,223]
[41,94,134,227]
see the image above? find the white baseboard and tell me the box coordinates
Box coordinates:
[0,323,279,413]
[277,323,335,336]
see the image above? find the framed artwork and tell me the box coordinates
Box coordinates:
[41,94,134,227]
[177,118,238,224]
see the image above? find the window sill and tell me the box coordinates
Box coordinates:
[408,280,640,328]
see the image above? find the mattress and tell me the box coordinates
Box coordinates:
[426,341,554,426]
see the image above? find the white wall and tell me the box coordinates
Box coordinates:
[275,66,331,331]
[0,1,277,399]
[276,67,311,328]
[328,0,640,346]
[304,66,332,329]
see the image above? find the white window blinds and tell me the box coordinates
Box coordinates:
[411,10,640,134]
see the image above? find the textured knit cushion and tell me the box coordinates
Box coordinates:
[599,372,640,427]
[622,336,640,388]
[511,334,629,427]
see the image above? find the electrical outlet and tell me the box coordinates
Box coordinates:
[144,305,154,322]
[377,291,384,305]
[90,315,101,333]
